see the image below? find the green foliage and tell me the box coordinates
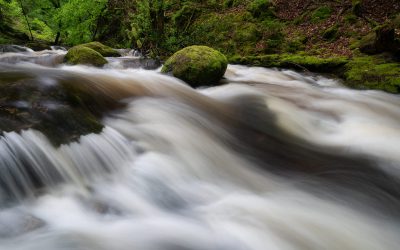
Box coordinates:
[129,0,166,54]
[30,18,54,41]
[55,0,107,44]
[0,0,23,33]
[0,0,107,44]
[311,6,332,23]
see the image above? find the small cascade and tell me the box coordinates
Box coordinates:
[116,49,142,57]
[0,127,136,203]
[0,50,66,67]
[0,45,34,53]
[50,46,67,51]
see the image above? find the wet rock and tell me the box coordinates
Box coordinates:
[0,67,116,145]
[24,41,52,51]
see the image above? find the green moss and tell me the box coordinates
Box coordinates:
[80,42,121,57]
[190,12,263,56]
[223,0,243,8]
[161,45,228,87]
[322,25,339,41]
[293,11,310,25]
[311,6,332,23]
[64,46,108,67]
[356,32,376,53]
[234,23,260,43]
[285,37,307,53]
[344,55,400,93]
[247,0,275,19]
[344,13,358,24]
[229,54,348,73]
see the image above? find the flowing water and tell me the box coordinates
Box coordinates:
[0,49,400,249]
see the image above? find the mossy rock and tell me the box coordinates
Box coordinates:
[64,46,108,67]
[161,45,228,87]
[80,42,121,57]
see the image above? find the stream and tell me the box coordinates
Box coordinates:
[0,48,399,249]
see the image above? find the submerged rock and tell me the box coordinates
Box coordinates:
[0,65,126,145]
[161,45,228,87]
[64,46,107,67]
[80,42,121,57]
[0,45,33,53]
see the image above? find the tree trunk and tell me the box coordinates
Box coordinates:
[54,21,62,45]
[54,31,61,45]
[18,0,33,41]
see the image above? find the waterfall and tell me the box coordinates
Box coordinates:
[0,57,399,249]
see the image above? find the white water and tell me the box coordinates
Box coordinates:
[0,59,400,249]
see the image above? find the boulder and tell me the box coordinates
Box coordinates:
[24,41,51,51]
[80,42,121,57]
[161,45,227,87]
[64,46,107,67]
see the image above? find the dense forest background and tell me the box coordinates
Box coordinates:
[1,0,399,57]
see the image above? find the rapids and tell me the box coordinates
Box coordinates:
[0,50,400,249]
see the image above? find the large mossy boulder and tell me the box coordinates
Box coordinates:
[161,45,228,87]
[80,42,121,57]
[64,46,107,67]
